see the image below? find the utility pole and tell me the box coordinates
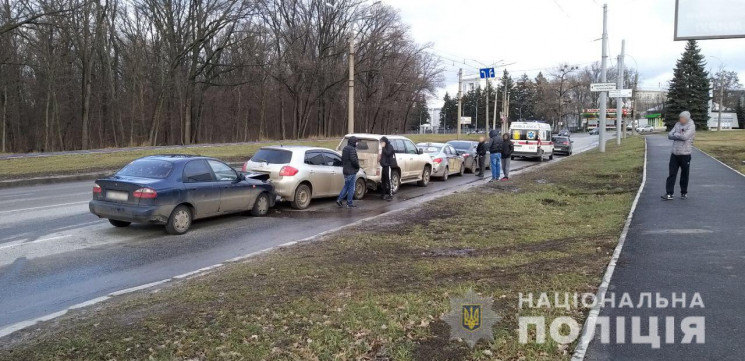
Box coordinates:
[718,71,724,131]
[348,33,355,134]
[457,68,463,139]
[616,39,625,145]
[493,80,499,131]
[599,3,608,153]
[485,80,490,134]
[631,72,638,136]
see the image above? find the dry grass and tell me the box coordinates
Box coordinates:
[694,130,745,174]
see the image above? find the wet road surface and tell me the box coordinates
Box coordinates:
[0,134,600,333]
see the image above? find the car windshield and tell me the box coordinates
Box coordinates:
[448,141,472,150]
[251,148,292,164]
[116,159,173,179]
[554,137,569,142]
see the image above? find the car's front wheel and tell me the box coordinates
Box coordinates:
[251,192,270,216]
[291,184,312,210]
[354,178,366,200]
[166,205,192,235]
[109,219,131,228]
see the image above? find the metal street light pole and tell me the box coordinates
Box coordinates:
[457,68,463,139]
[616,40,625,145]
[348,33,355,134]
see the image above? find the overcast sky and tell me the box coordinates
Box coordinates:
[383,0,745,107]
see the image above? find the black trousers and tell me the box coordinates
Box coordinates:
[666,154,691,195]
[381,165,392,196]
[477,155,486,175]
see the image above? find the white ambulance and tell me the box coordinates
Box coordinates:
[509,121,554,161]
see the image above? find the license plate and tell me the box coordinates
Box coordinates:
[106,190,129,201]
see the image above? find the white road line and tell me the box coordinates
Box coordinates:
[0,192,90,204]
[0,201,88,215]
[572,137,648,360]
[0,235,71,250]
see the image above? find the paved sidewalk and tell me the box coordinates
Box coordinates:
[586,135,745,360]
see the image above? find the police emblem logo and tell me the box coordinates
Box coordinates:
[443,288,501,347]
[462,304,481,331]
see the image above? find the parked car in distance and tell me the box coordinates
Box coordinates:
[558,129,571,137]
[589,128,599,135]
[636,125,655,133]
[337,134,433,194]
[90,155,275,235]
[552,136,573,155]
[446,140,488,173]
[417,142,465,180]
[243,146,366,210]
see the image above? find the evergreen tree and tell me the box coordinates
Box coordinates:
[664,40,710,130]
[440,92,458,130]
[513,73,536,121]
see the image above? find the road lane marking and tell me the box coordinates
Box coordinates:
[0,235,71,250]
[0,192,90,204]
[0,201,88,215]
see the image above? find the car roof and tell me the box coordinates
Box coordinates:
[343,133,409,140]
[416,142,447,147]
[141,154,212,162]
[259,145,337,153]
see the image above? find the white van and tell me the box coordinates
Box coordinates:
[509,121,554,161]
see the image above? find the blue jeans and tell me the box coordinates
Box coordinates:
[490,153,502,179]
[337,174,356,205]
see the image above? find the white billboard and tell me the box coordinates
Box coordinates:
[675,0,745,40]
[460,116,472,125]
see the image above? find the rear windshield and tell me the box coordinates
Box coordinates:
[448,141,472,150]
[511,129,541,141]
[420,145,442,154]
[554,136,569,142]
[117,159,173,179]
[251,148,292,164]
[341,138,378,154]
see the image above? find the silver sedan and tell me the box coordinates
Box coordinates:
[416,142,465,181]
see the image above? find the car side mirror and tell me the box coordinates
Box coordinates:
[236,172,246,182]
[417,148,424,155]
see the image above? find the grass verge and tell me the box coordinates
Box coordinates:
[0,134,479,180]
[0,137,644,361]
[693,130,745,174]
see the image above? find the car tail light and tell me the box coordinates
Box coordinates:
[241,162,248,172]
[279,166,299,177]
[433,158,443,164]
[564,141,569,145]
[133,187,157,199]
[462,153,470,157]
[93,183,102,194]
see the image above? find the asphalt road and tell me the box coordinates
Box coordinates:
[0,134,600,334]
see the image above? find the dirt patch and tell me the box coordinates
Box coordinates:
[540,198,568,206]
[420,248,477,257]
[413,320,469,361]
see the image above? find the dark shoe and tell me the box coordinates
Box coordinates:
[500,177,509,181]
[346,204,357,208]
[680,194,687,200]
[336,200,343,208]
[661,194,674,201]
[385,195,392,202]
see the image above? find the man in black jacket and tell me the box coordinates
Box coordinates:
[500,133,514,180]
[484,129,503,181]
[379,136,396,201]
[475,136,487,177]
[337,136,360,208]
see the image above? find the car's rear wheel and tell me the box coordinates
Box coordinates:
[354,178,366,200]
[251,192,270,216]
[166,205,192,235]
[391,170,401,193]
[457,163,464,176]
[291,184,312,210]
[417,166,431,187]
[108,219,131,228]
[442,167,449,181]
[549,153,554,160]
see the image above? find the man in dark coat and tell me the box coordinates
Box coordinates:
[500,133,514,180]
[379,136,396,201]
[337,136,360,208]
[475,136,487,177]
[484,129,503,181]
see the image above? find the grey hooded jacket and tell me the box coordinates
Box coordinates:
[667,121,695,155]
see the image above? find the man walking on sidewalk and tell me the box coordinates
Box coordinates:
[662,111,696,200]
[337,136,360,208]
[485,129,503,181]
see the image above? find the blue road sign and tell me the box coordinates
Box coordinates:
[479,68,495,79]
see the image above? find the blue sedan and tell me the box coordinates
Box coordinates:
[89,155,275,235]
